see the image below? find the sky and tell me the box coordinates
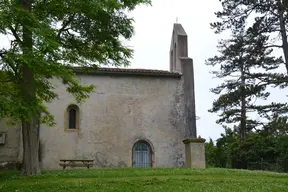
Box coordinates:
[126,0,227,141]
[0,0,227,141]
[1,0,285,141]
[126,0,288,141]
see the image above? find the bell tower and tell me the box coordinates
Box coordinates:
[169,23,206,169]
[169,23,188,73]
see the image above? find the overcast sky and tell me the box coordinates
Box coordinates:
[0,0,228,141]
[1,1,284,141]
[126,0,227,141]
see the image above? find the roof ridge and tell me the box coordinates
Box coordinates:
[72,66,182,77]
[74,66,172,71]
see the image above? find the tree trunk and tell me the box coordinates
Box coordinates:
[20,0,41,176]
[240,63,247,140]
[21,117,40,175]
[277,0,288,73]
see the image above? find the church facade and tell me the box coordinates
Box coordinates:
[0,24,205,170]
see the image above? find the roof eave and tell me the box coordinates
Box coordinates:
[74,70,182,78]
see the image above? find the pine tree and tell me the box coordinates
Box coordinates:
[211,0,288,73]
[206,28,283,140]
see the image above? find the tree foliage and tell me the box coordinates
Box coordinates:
[206,27,284,139]
[211,0,288,72]
[208,0,288,140]
[0,0,150,123]
[206,0,288,171]
[0,0,151,175]
[205,121,288,172]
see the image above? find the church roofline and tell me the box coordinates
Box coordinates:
[72,67,182,77]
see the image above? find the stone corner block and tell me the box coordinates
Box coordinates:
[183,137,206,169]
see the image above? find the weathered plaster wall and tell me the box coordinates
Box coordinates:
[40,74,185,170]
[0,119,22,163]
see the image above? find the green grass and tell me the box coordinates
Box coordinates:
[1,168,288,192]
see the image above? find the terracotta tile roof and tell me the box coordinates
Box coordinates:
[72,67,182,77]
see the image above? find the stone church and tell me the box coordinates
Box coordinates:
[0,23,205,170]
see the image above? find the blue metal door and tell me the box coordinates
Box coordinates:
[133,141,151,168]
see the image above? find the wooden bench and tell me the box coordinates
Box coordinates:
[59,159,94,170]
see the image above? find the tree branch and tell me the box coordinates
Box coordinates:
[0,48,19,78]
[0,78,13,83]
[0,50,6,58]
[57,13,76,38]
[8,25,23,46]
[264,44,283,49]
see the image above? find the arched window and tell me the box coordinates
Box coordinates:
[132,140,152,168]
[66,104,79,130]
[69,108,77,129]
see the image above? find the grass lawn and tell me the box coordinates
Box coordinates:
[1,168,288,192]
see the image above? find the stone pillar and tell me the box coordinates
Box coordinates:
[181,58,197,138]
[183,138,206,168]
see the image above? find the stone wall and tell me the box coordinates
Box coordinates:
[0,119,22,169]
[39,74,186,170]
[0,22,206,170]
